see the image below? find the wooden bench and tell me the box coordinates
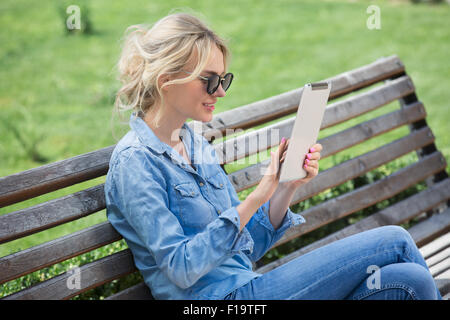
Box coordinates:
[1,55,449,300]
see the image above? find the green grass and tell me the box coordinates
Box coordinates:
[1,0,449,258]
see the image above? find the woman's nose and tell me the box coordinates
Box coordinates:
[212,83,226,97]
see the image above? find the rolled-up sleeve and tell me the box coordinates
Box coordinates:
[109,149,254,289]
[246,200,306,261]
[222,168,306,262]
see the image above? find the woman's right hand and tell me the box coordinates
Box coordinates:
[236,138,288,231]
[252,137,289,204]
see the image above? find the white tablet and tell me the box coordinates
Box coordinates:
[279,81,331,182]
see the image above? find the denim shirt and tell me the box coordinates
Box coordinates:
[104,113,306,300]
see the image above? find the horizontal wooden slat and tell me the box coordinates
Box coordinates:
[0,185,105,244]
[419,233,450,260]
[316,101,426,159]
[2,249,136,300]
[320,75,414,129]
[192,55,405,141]
[436,269,450,280]
[0,146,114,208]
[426,247,450,269]
[429,258,450,278]
[326,55,405,99]
[277,151,447,247]
[0,222,121,284]
[257,178,450,274]
[105,281,153,300]
[215,76,416,164]
[409,209,450,247]
[228,101,428,191]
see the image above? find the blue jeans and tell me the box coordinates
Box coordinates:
[224,226,442,300]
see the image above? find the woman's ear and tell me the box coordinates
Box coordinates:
[158,74,171,92]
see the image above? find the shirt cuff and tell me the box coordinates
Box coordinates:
[253,199,306,237]
[218,207,255,255]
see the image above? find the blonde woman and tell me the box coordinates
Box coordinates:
[105,12,441,300]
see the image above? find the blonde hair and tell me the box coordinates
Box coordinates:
[113,12,231,128]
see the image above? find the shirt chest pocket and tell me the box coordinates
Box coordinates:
[173,182,214,228]
[206,172,232,208]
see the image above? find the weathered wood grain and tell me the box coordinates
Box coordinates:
[2,249,135,300]
[0,222,121,284]
[0,185,105,244]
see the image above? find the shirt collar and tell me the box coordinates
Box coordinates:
[129,112,195,157]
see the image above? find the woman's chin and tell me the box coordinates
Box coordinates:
[196,114,214,123]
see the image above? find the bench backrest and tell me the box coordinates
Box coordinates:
[1,55,448,300]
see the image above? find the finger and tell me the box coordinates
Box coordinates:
[305,151,321,161]
[304,158,319,170]
[279,139,290,160]
[279,138,289,158]
[277,138,286,155]
[280,138,289,154]
[304,159,318,169]
[280,149,288,161]
[275,148,283,165]
[303,163,318,177]
[309,143,323,153]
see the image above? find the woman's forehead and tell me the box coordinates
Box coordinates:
[204,46,225,75]
[186,45,225,75]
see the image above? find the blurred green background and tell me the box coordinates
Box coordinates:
[1,0,449,298]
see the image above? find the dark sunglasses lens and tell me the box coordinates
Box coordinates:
[207,75,220,94]
[222,73,233,91]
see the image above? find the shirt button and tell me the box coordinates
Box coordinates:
[199,182,204,187]
[191,191,195,196]
[219,183,223,188]
[217,209,221,214]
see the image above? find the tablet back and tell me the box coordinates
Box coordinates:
[279,81,331,182]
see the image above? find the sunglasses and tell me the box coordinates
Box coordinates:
[183,71,234,95]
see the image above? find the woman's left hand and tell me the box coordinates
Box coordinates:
[279,140,322,189]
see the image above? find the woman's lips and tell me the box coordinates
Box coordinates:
[203,103,215,111]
